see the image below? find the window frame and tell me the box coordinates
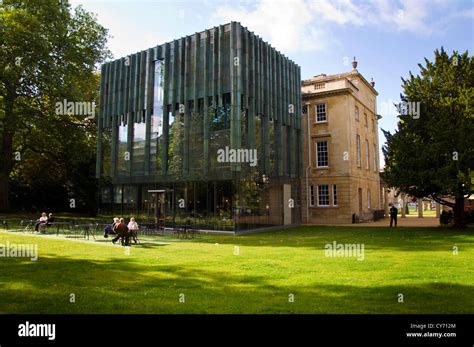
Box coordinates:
[356,135,361,168]
[373,143,377,172]
[365,140,370,170]
[316,140,329,168]
[332,185,338,206]
[315,103,327,123]
[317,184,330,207]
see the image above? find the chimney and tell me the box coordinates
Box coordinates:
[370,77,375,87]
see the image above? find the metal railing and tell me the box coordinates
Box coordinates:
[0,218,201,240]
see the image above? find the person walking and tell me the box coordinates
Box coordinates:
[389,204,398,227]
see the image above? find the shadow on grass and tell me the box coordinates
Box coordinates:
[2,227,474,257]
[0,255,472,314]
[2,226,474,253]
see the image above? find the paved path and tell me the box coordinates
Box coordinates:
[345,216,440,227]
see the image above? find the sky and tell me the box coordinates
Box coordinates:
[70,0,474,167]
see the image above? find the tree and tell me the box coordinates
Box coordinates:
[0,0,110,211]
[382,48,474,227]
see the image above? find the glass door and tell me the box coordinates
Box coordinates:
[147,190,165,227]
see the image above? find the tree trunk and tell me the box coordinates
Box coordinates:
[453,196,465,228]
[0,175,9,211]
[0,90,16,212]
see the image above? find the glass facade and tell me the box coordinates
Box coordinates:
[132,118,146,175]
[168,106,183,176]
[96,22,302,230]
[117,118,128,175]
[150,59,164,172]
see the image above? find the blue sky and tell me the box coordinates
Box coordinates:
[71,0,474,166]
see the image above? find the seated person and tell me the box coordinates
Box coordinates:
[127,217,139,244]
[112,218,129,245]
[35,212,48,232]
[46,213,55,226]
[103,224,113,238]
[104,218,119,238]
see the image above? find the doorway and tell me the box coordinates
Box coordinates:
[147,190,166,225]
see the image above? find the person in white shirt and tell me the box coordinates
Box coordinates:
[127,217,139,244]
[35,212,48,232]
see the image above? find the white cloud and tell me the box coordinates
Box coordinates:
[70,1,172,60]
[97,15,171,59]
[309,0,365,26]
[371,0,433,35]
[310,0,434,35]
[212,0,469,53]
[213,0,328,54]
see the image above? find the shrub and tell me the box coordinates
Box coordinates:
[440,210,453,225]
[465,209,474,225]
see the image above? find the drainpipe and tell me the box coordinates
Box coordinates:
[305,102,311,224]
[376,114,382,210]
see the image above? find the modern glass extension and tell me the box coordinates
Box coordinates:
[96,22,303,231]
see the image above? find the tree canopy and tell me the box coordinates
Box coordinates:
[0,0,111,212]
[382,48,474,226]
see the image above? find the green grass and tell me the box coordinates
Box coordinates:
[0,226,473,314]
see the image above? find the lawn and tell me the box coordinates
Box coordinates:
[0,226,473,314]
